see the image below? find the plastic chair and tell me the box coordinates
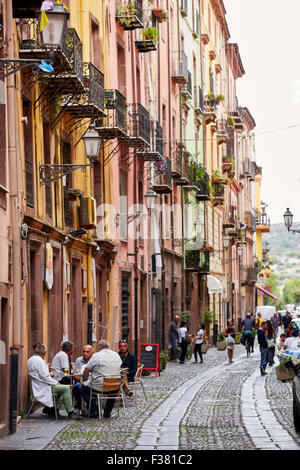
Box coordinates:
[131,363,147,399]
[25,377,58,419]
[88,375,127,419]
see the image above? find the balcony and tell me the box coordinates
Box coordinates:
[95,89,128,140]
[194,86,204,115]
[203,95,217,125]
[212,181,225,207]
[61,63,105,118]
[222,156,235,178]
[241,266,259,286]
[245,210,256,232]
[116,1,143,30]
[185,250,210,274]
[172,146,190,185]
[215,119,228,145]
[182,71,193,100]
[127,103,151,148]
[184,163,211,201]
[255,210,270,233]
[135,38,157,53]
[171,52,189,84]
[240,158,251,178]
[223,206,236,229]
[152,157,172,194]
[137,120,164,161]
[171,142,183,179]
[229,107,243,131]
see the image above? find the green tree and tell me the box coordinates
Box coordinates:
[282,279,300,306]
[264,274,283,308]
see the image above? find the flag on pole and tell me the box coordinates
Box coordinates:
[57,0,69,10]
[39,10,49,31]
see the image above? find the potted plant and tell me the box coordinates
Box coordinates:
[211,169,225,184]
[215,94,225,105]
[205,91,215,103]
[275,357,297,382]
[142,26,158,44]
[159,350,170,371]
[235,332,242,344]
[67,188,84,201]
[222,155,233,172]
[217,332,226,350]
[116,2,136,27]
[227,116,235,127]
[153,7,168,22]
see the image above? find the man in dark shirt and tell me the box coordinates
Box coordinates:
[257,321,269,375]
[170,315,180,361]
[242,314,255,352]
[119,340,138,396]
[282,311,292,336]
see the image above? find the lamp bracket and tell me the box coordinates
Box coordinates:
[39,163,92,185]
[0,58,42,80]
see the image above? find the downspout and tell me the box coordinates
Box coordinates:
[6,0,22,431]
[176,0,185,313]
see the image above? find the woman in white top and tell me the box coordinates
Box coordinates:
[192,323,205,363]
[178,320,192,364]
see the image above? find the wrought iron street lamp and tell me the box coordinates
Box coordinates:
[36,0,70,51]
[39,123,101,184]
[283,207,300,233]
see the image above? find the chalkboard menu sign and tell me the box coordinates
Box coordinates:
[139,344,160,377]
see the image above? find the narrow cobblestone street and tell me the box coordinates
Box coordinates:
[1,344,299,451]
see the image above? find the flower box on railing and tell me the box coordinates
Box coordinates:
[153,7,168,22]
[67,188,84,201]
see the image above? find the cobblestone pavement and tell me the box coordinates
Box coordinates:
[1,343,299,450]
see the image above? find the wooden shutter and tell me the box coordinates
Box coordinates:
[23,98,34,207]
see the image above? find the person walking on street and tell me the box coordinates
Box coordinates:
[266,320,276,366]
[242,313,255,353]
[178,320,192,364]
[255,312,263,329]
[224,320,235,363]
[270,312,280,342]
[282,311,292,336]
[192,323,205,364]
[258,321,269,375]
[169,315,180,362]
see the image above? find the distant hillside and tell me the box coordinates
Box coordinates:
[264,223,300,289]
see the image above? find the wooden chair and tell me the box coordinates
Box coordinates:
[25,377,58,419]
[130,363,147,399]
[88,375,127,419]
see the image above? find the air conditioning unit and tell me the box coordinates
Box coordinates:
[79,197,97,229]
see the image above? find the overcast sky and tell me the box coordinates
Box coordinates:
[224,0,300,224]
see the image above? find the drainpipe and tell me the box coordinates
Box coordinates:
[6,0,22,425]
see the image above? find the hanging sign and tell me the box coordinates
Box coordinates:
[44,242,54,290]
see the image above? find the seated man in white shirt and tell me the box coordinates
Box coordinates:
[50,341,73,384]
[80,339,122,418]
[283,331,298,350]
[27,343,79,420]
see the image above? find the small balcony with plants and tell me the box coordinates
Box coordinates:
[223,205,236,229]
[211,170,226,207]
[203,92,217,124]
[116,0,143,30]
[127,103,151,147]
[240,158,251,178]
[229,106,243,131]
[135,26,158,53]
[17,16,85,93]
[95,89,128,140]
[185,249,210,274]
[185,161,211,201]
[222,155,235,178]
[152,157,172,194]
[172,146,190,185]
[152,7,168,23]
[255,206,270,233]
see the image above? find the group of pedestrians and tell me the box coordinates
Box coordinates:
[170,315,205,364]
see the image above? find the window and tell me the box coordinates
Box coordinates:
[90,18,100,69]
[117,45,126,97]
[23,98,34,208]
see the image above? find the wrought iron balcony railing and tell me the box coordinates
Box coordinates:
[223,206,236,229]
[95,89,128,140]
[116,0,143,30]
[18,17,70,64]
[212,181,225,206]
[194,86,204,114]
[127,103,151,147]
[241,266,259,285]
[182,71,192,99]
[171,51,188,84]
[255,210,270,232]
[216,119,228,144]
[152,157,172,194]
[61,62,105,118]
[137,120,164,161]
[185,250,210,274]
[203,94,217,124]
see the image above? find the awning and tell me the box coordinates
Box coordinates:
[255,284,278,303]
[207,275,223,294]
